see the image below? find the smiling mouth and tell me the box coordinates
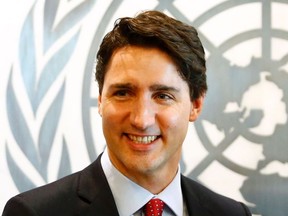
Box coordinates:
[127,134,159,144]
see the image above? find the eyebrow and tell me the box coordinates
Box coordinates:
[149,84,180,93]
[108,83,136,91]
[108,83,180,93]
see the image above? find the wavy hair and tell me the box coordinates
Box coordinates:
[96,10,207,100]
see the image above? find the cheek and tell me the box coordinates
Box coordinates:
[160,110,189,132]
[101,106,117,129]
[162,109,191,141]
[165,105,191,125]
[101,104,128,129]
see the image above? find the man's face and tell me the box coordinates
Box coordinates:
[98,46,203,183]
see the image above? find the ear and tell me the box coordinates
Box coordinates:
[189,96,204,122]
[98,95,102,117]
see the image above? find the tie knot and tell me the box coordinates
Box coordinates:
[144,198,165,216]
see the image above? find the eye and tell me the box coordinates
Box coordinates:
[155,92,174,101]
[112,89,134,101]
[114,90,128,97]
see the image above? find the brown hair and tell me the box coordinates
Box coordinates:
[95,10,207,100]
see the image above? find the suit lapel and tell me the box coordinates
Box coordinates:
[76,157,212,216]
[181,175,211,216]
[77,155,119,216]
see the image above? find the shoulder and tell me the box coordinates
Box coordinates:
[3,157,105,216]
[3,171,81,216]
[181,175,251,216]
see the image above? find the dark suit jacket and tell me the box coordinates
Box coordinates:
[2,155,251,216]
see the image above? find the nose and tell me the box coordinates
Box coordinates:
[130,97,156,130]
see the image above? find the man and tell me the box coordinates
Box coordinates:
[3,10,251,216]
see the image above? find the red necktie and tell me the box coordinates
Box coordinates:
[144,198,165,216]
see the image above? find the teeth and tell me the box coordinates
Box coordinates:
[128,135,158,144]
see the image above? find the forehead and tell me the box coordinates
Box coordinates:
[109,46,174,67]
[105,46,183,82]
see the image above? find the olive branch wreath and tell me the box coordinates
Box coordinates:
[5,0,96,192]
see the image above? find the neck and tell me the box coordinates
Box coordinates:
[128,164,179,194]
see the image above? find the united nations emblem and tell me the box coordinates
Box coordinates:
[82,1,288,215]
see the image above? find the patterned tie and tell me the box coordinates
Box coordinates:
[144,198,165,216]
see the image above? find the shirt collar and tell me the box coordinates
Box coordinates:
[101,148,183,216]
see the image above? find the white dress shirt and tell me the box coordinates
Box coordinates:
[101,149,188,216]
